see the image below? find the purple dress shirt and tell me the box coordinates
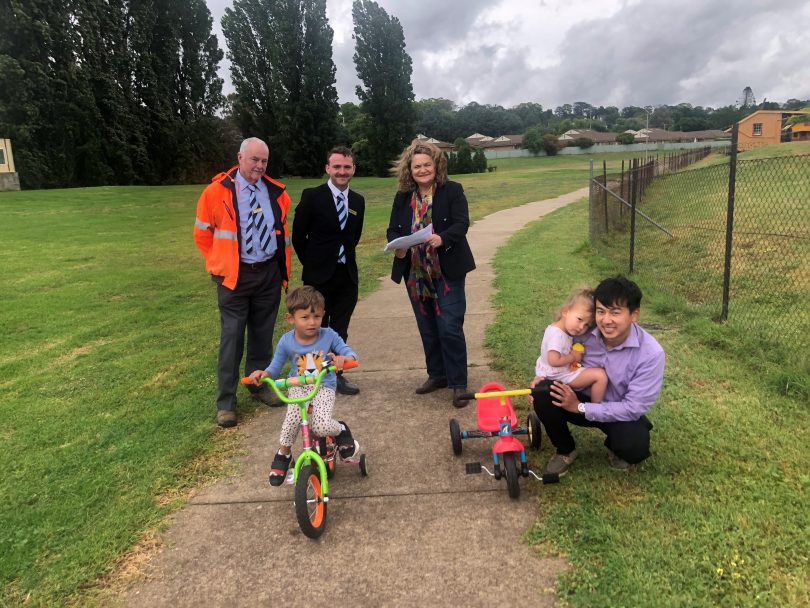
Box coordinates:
[578,323,665,423]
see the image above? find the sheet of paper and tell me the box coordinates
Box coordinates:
[383,224,434,252]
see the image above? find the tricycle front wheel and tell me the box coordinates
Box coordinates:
[503,452,520,500]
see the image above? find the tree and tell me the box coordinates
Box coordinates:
[472,147,487,173]
[414,98,457,142]
[616,132,635,144]
[352,0,416,176]
[223,0,287,175]
[541,133,562,156]
[289,0,339,176]
[521,126,545,155]
[452,138,474,174]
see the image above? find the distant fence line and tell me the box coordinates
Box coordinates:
[485,139,730,160]
[588,125,810,354]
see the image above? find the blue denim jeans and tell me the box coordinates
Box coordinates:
[408,277,468,388]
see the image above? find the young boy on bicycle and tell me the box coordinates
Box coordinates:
[248,286,361,486]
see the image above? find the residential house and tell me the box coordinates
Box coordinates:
[784,120,810,142]
[414,133,454,152]
[628,128,726,143]
[0,138,20,191]
[559,129,618,144]
[731,110,810,151]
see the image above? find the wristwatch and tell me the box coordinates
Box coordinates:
[577,402,586,414]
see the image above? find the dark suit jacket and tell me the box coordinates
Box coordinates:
[386,180,476,284]
[292,183,365,285]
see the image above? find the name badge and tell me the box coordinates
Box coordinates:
[348,208,357,216]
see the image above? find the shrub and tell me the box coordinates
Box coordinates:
[571,137,594,149]
[616,132,635,145]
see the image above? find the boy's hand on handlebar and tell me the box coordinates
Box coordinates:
[248,369,269,385]
[329,354,355,371]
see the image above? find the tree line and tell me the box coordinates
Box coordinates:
[0,0,415,188]
[1,1,807,188]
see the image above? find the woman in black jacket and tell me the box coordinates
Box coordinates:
[386,141,476,407]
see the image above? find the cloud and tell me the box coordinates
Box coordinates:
[207,0,810,110]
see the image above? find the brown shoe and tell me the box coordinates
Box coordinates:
[545,450,578,476]
[415,377,448,394]
[252,386,283,407]
[217,409,237,428]
[452,388,470,408]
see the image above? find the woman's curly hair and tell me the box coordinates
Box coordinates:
[391,140,448,193]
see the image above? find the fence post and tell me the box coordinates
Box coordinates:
[588,159,594,242]
[629,158,637,274]
[721,123,739,321]
[602,160,608,233]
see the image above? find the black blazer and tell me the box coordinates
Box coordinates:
[292,183,365,285]
[386,180,476,284]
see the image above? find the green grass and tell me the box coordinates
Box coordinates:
[0,152,624,605]
[487,200,809,607]
[593,142,810,398]
[7,147,803,606]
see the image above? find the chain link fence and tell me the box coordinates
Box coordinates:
[588,133,810,360]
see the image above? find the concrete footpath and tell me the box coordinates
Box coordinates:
[121,188,589,607]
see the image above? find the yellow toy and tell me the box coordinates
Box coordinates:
[569,343,585,372]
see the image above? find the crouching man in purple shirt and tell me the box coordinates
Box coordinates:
[532,276,665,475]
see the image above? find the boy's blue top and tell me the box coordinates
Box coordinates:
[265,328,357,391]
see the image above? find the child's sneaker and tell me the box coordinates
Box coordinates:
[268,451,292,486]
[335,421,360,460]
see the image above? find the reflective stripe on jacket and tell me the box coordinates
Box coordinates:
[193,166,292,290]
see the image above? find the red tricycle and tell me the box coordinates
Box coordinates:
[450,382,559,499]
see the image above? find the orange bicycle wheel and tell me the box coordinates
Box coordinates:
[295,465,327,538]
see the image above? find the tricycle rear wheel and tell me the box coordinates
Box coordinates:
[449,418,462,455]
[528,412,542,450]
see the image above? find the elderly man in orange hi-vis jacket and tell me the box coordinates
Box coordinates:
[194,137,292,428]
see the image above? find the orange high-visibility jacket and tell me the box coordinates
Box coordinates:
[193,167,292,290]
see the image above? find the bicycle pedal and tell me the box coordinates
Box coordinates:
[465,462,482,475]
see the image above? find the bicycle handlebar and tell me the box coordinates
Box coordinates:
[240,359,359,405]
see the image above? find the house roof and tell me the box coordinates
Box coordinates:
[558,129,618,143]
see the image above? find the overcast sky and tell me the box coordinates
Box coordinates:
[207,0,810,110]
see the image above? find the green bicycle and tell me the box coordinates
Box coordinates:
[242,359,367,538]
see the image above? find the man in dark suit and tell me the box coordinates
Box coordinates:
[292,146,365,395]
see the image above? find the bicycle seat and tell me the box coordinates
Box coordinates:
[476,382,518,432]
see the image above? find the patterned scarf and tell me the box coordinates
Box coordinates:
[406,187,449,315]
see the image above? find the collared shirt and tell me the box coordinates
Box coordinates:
[235,170,277,262]
[326,180,350,218]
[578,323,665,423]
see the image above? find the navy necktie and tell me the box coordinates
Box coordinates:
[245,184,271,255]
[336,192,347,263]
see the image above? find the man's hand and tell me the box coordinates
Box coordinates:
[394,248,407,258]
[549,381,580,413]
[248,369,269,385]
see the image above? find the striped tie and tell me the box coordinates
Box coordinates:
[245,184,272,255]
[336,192,347,263]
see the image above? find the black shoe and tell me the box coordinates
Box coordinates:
[335,421,358,459]
[268,451,292,486]
[415,377,448,394]
[452,388,470,408]
[336,374,360,395]
[252,386,284,407]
